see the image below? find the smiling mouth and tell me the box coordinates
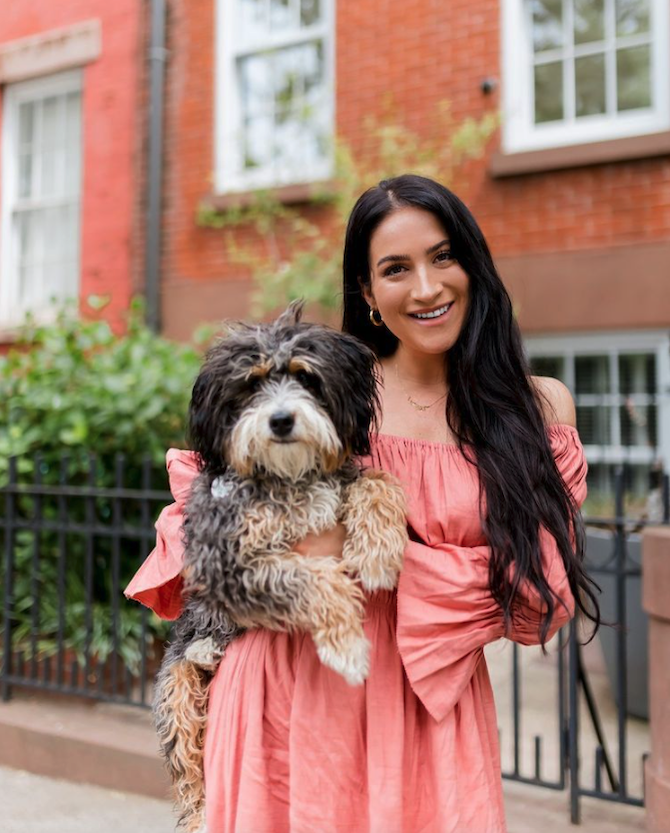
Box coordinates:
[408,302,454,320]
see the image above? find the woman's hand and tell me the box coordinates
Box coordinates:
[293,522,347,559]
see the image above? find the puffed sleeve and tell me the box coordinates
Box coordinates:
[396,425,587,723]
[124,448,200,620]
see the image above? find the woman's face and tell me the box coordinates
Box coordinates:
[363,207,470,356]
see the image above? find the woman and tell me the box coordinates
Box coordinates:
[126,174,599,832]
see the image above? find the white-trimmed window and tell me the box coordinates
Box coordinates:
[502,0,670,153]
[215,0,335,193]
[525,331,670,504]
[0,70,82,327]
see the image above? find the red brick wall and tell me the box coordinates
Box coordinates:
[161,0,670,337]
[0,0,145,334]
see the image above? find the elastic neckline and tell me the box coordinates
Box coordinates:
[372,423,579,451]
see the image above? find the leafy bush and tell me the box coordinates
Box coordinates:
[0,299,205,676]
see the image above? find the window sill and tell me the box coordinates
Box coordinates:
[204,180,337,211]
[490,130,670,177]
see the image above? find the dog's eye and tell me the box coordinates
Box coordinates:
[295,369,320,392]
[246,375,262,393]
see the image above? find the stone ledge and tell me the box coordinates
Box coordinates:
[0,19,101,84]
[0,691,169,799]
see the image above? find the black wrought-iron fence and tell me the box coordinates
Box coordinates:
[1,453,668,825]
[0,453,171,707]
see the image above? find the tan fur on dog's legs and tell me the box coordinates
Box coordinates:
[340,470,409,591]
[155,660,210,832]
[304,560,371,685]
[235,554,371,686]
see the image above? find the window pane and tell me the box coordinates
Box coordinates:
[574,0,604,45]
[575,53,606,117]
[273,43,327,171]
[18,151,33,199]
[238,0,268,43]
[575,355,610,394]
[240,54,274,118]
[534,61,564,123]
[18,101,35,148]
[300,0,321,26]
[270,0,295,31]
[243,114,275,169]
[531,0,564,52]
[65,92,82,195]
[275,47,304,119]
[617,45,651,111]
[577,405,611,444]
[616,0,650,36]
[16,210,44,307]
[620,403,657,447]
[529,356,566,380]
[619,353,656,395]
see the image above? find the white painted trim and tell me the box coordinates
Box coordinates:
[0,70,82,329]
[214,0,335,194]
[501,0,670,153]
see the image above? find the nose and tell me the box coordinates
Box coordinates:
[269,411,295,438]
[412,264,442,303]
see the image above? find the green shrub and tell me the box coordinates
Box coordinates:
[0,299,205,677]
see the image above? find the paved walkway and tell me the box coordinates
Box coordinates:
[0,766,174,833]
[1,764,645,833]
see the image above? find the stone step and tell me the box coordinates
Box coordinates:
[0,691,169,800]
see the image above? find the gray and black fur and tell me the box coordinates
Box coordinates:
[153,301,408,831]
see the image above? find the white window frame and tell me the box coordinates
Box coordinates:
[524,330,670,477]
[214,0,336,194]
[0,69,82,329]
[501,0,670,153]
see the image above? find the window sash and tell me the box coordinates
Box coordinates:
[0,71,82,327]
[215,0,335,193]
[502,0,670,152]
[524,332,670,474]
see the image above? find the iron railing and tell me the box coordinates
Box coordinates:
[498,467,669,824]
[0,453,171,707]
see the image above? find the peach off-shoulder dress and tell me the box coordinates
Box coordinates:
[125,424,587,833]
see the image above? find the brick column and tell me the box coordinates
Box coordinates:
[643,526,670,832]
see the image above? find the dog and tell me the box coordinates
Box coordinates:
[153,301,408,831]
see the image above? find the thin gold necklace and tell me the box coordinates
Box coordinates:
[394,362,447,412]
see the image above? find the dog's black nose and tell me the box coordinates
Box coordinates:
[269,411,295,437]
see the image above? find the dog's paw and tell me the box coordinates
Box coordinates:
[316,633,370,686]
[342,538,405,592]
[184,637,223,671]
[357,561,401,592]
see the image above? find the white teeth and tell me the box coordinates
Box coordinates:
[412,303,451,319]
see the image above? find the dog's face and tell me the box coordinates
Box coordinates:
[188,302,380,480]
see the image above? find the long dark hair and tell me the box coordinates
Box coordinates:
[342,174,599,645]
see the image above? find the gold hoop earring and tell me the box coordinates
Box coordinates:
[369,307,384,327]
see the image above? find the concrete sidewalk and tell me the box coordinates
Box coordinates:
[0,765,174,833]
[0,764,645,833]
[505,779,645,832]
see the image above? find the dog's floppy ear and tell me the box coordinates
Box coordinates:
[274,299,305,328]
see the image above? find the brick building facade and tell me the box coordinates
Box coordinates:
[1,0,668,494]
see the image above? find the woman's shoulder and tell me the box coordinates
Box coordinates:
[529,375,576,429]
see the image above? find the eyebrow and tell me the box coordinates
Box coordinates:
[376,238,451,268]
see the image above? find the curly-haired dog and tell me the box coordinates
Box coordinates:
[153,301,408,831]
